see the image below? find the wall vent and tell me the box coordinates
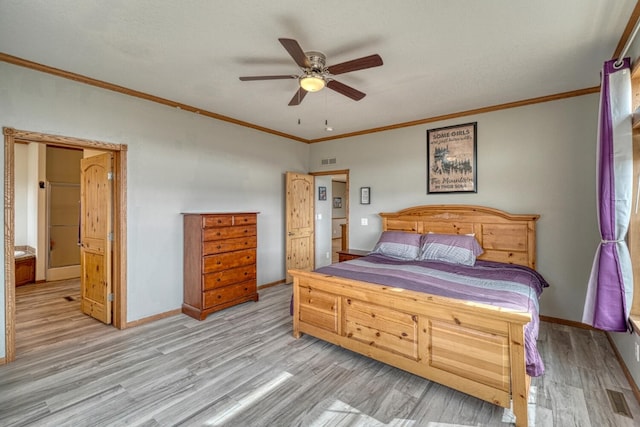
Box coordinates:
[606,389,633,418]
[321,157,337,165]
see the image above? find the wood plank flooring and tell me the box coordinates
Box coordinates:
[1,280,639,426]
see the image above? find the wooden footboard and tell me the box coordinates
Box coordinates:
[291,269,532,427]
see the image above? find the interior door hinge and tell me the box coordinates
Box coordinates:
[107,293,114,302]
[107,171,114,180]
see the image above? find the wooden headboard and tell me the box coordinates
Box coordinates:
[379,205,540,269]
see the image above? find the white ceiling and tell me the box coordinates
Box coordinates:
[0,1,637,141]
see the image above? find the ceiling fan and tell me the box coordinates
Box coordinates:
[239,38,383,106]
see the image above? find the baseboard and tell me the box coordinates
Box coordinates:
[125,308,181,328]
[539,315,597,330]
[258,279,287,290]
[605,331,640,406]
[124,280,288,328]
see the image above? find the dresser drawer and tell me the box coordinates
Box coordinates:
[203,249,256,273]
[202,214,257,229]
[204,280,257,308]
[233,214,257,226]
[203,235,257,255]
[202,215,233,228]
[203,265,256,290]
[202,225,256,241]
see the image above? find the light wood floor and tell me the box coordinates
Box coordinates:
[2,280,639,426]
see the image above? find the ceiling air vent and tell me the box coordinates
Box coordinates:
[321,157,337,165]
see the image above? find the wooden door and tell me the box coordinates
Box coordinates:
[285,172,315,283]
[80,153,113,324]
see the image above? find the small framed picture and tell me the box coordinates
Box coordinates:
[360,187,370,204]
[318,186,327,200]
[333,197,342,208]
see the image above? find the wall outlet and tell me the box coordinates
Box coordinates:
[326,252,330,260]
[361,218,368,226]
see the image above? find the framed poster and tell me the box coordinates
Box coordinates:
[318,186,327,200]
[427,122,477,193]
[333,197,342,208]
[360,187,370,204]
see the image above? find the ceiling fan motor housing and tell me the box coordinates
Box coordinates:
[305,51,327,72]
[299,51,328,92]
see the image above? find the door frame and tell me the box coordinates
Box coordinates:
[3,127,128,364]
[311,169,350,251]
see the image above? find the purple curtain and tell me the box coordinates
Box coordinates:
[583,58,633,332]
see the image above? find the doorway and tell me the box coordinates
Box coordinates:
[330,176,347,262]
[311,170,349,268]
[45,146,83,281]
[3,127,128,364]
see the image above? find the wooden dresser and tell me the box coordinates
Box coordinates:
[182,212,259,320]
[337,249,370,262]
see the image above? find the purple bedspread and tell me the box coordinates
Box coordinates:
[314,254,549,376]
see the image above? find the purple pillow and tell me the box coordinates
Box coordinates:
[371,231,421,260]
[418,233,483,266]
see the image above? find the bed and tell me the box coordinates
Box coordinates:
[289,205,546,427]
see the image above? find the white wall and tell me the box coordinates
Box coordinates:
[314,176,332,269]
[0,62,310,358]
[32,143,47,281]
[310,95,600,324]
[14,144,28,246]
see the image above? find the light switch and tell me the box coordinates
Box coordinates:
[361,218,368,226]
[316,213,322,220]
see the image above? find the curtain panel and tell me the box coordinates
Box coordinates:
[583,58,634,332]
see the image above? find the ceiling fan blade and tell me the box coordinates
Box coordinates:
[326,80,366,101]
[288,87,308,106]
[327,54,383,75]
[239,75,297,81]
[279,38,311,68]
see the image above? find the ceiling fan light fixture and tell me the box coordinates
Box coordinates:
[300,73,326,92]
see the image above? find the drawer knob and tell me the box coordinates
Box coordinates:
[217,245,222,249]
[217,278,221,282]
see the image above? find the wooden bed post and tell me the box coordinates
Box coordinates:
[509,323,529,427]
[292,277,301,339]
